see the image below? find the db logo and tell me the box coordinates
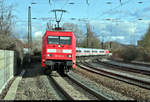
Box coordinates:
[57,49,61,53]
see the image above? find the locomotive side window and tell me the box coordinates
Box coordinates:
[48,36,59,44]
[60,37,71,45]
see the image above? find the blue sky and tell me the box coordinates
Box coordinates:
[6,0,150,45]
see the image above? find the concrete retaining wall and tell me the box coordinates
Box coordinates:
[0,50,14,94]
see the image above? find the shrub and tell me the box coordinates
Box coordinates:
[143,53,150,62]
[112,49,123,60]
[120,46,138,62]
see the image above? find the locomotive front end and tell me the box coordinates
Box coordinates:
[41,31,76,74]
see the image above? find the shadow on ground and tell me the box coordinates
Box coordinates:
[22,62,45,78]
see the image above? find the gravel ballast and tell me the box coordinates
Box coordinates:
[91,62,150,79]
[73,66,150,100]
[69,70,133,100]
[14,63,60,100]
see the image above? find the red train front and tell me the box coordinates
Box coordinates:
[41,30,76,74]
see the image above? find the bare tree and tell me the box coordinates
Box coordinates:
[62,23,84,47]
[80,23,101,48]
[0,0,15,49]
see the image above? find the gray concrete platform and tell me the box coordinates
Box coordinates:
[4,70,25,100]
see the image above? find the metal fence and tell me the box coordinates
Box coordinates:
[0,50,14,94]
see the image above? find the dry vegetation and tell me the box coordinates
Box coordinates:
[111,26,150,62]
[0,0,149,63]
[0,0,15,50]
[0,0,24,64]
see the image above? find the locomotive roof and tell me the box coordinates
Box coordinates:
[46,30,73,32]
[46,30,73,33]
[43,30,74,38]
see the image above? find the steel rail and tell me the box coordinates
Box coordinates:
[96,59,150,75]
[48,76,74,100]
[109,59,150,68]
[66,73,112,100]
[77,63,150,90]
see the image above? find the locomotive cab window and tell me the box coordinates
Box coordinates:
[47,36,71,45]
[60,37,71,45]
[48,36,59,44]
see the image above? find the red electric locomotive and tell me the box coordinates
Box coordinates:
[41,30,76,74]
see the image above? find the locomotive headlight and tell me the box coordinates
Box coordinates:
[47,54,52,57]
[58,45,61,47]
[67,54,72,58]
[42,59,45,62]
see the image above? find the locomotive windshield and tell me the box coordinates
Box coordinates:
[48,36,71,45]
[60,37,71,45]
[48,36,59,44]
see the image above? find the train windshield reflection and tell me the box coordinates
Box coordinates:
[47,36,71,45]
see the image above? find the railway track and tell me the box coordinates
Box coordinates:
[66,73,112,100]
[95,59,150,75]
[48,72,111,100]
[48,74,73,100]
[77,62,150,90]
[109,59,150,67]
